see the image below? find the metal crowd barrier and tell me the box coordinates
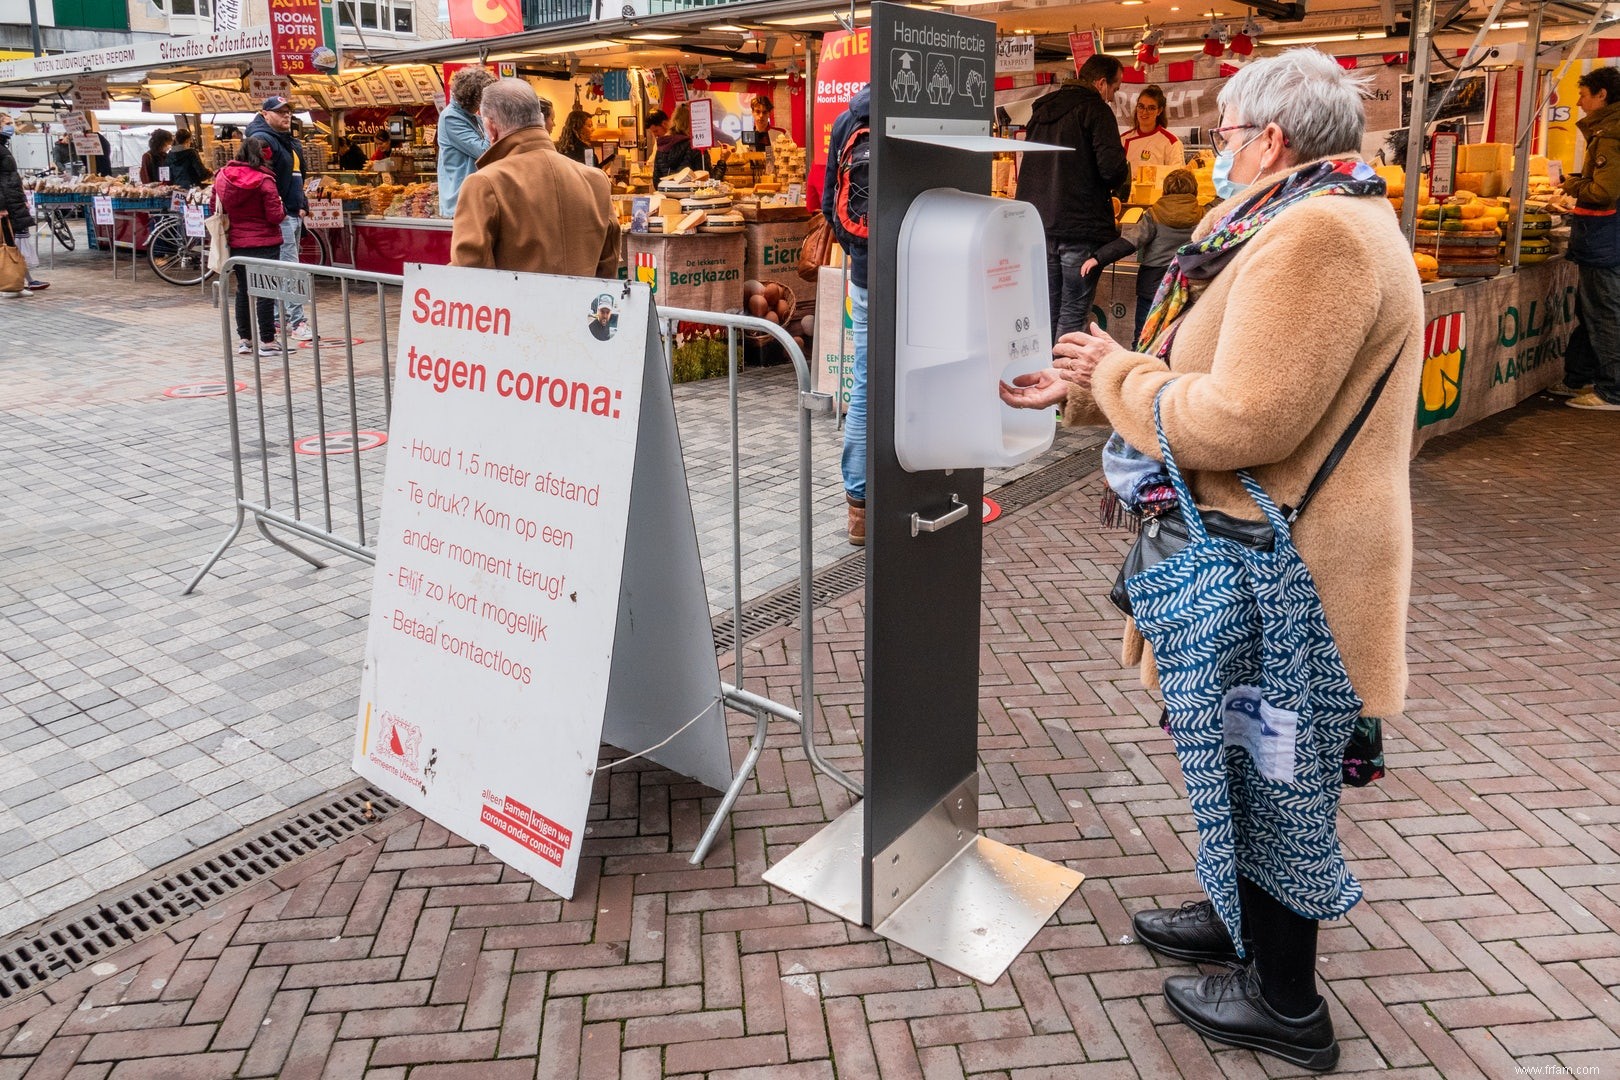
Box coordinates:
[187,257,862,865]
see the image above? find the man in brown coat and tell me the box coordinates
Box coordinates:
[450,79,620,277]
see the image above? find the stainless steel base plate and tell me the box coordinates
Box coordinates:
[763,802,1083,984]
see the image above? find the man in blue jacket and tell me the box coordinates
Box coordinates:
[246,96,312,340]
[1016,55,1128,338]
[439,66,496,218]
[822,86,870,545]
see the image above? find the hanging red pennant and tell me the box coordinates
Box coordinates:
[1219,61,1242,77]
[1168,60,1197,81]
[1383,52,1408,66]
[1122,66,1148,84]
[1337,56,1358,70]
[1600,38,1620,57]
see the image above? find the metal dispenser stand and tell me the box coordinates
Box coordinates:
[764,2,1082,985]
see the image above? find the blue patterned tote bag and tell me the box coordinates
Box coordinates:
[1124,385,1364,953]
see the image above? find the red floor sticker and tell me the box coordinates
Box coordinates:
[293,430,387,456]
[982,496,1002,524]
[163,381,248,399]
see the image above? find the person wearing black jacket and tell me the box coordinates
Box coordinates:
[165,127,212,188]
[245,96,311,338]
[1017,54,1128,338]
[0,118,47,293]
[652,104,705,185]
[821,86,870,545]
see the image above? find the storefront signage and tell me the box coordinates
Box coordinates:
[356,266,730,898]
[810,27,871,209]
[689,98,714,150]
[270,0,326,77]
[996,35,1035,73]
[72,75,109,109]
[1413,260,1576,446]
[0,28,273,85]
[447,0,521,39]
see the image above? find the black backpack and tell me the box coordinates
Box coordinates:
[833,123,869,241]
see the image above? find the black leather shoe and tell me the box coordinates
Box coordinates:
[1164,964,1340,1072]
[1133,900,1242,964]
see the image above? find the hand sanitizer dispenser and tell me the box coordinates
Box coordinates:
[894,188,1055,473]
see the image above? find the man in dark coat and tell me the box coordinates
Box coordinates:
[1017,54,1129,338]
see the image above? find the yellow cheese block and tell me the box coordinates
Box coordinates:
[1458,143,1511,174]
[1375,165,1406,196]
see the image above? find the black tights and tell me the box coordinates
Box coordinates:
[1239,876,1321,1018]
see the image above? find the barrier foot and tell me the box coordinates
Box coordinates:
[254,517,328,571]
[720,683,863,799]
[182,510,246,595]
[690,698,771,866]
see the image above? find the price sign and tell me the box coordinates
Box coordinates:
[1069,31,1098,77]
[73,134,102,156]
[72,75,110,109]
[249,67,290,102]
[158,166,171,182]
[25,191,35,215]
[787,182,803,205]
[270,0,325,76]
[689,98,714,151]
[1429,131,1458,199]
[171,192,187,212]
[60,110,88,135]
[92,196,113,225]
[184,205,207,238]
[306,198,343,229]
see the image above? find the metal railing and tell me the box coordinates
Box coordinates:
[188,257,861,865]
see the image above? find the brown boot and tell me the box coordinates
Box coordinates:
[846,495,866,546]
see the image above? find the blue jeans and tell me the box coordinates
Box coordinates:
[278,216,305,327]
[1564,263,1620,403]
[840,281,869,501]
[1047,238,1102,339]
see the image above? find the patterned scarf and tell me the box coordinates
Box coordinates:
[1135,159,1387,357]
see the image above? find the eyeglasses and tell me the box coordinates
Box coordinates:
[1208,123,1258,153]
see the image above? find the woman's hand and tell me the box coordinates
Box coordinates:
[1051,322,1117,392]
[999,369,1069,409]
[1080,257,1099,277]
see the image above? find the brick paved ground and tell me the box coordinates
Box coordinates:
[1,276,1617,1080]
[0,249,1088,932]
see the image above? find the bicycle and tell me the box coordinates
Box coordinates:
[147,213,331,287]
[35,204,76,251]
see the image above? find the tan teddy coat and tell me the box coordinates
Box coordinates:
[1066,156,1426,717]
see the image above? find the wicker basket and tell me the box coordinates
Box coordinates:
[742,282,797,344]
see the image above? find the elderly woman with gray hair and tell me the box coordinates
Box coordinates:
[1004,49,1424,1071]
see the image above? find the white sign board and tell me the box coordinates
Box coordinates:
[356,265,731,897]
[248,67,289,103]
[73,134,102,156]
[73,75,110,109]
[0,27,273,85]
[996,35,1035,73]
[184,205,207,238]
[689,97,714,151]
[306,198,342,229]
[92,196,113,225]
[61,110,88,134]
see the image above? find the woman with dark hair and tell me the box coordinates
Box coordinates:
[213,135,288,357]
[1122,84,1182,175]
[165,127,212,188]
[553,108,593,163]
[140,129,174,184]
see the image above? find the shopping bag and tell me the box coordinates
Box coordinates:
[205,207,229,272]
[0,219,26,293]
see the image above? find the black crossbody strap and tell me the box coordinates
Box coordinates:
[1286,337,1408,524]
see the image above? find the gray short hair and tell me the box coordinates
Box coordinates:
[1217,48,1367,161]
[480,78,543,133]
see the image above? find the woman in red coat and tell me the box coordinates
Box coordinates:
[213,136,287,356]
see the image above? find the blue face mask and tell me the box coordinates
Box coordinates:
[0,125,14,137]
[1211,149,1239,200]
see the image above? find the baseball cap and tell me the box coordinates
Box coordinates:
[262,96,292,112]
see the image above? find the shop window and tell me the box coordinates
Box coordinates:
[339,0,413,34]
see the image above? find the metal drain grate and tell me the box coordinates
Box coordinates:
[0,781,402,1003]
[710,441,1103,651]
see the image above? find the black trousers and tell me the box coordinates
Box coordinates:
[231,244,280,343]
